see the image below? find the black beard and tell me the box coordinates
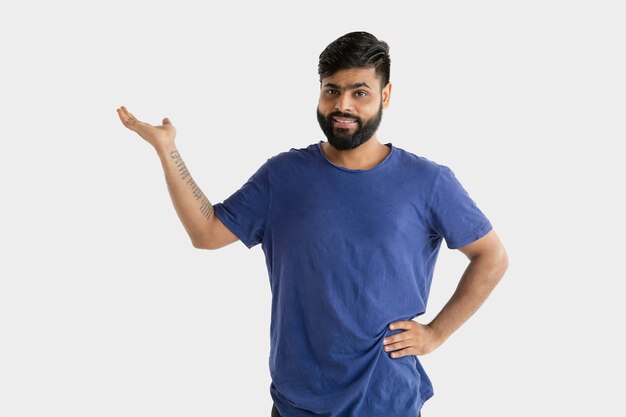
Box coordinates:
[316,104,383,151]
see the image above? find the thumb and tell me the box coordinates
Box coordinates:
[162,117,171,125]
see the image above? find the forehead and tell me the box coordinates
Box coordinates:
[321,67,381,89]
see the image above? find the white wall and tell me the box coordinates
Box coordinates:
[1,1,623,416]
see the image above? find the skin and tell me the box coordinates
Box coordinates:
[117,67,509,358]
[318,67,393,170]
[318,68,509,357]
[116,106,236,248]
[383,230,508,357]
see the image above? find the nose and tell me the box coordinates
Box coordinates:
[334,92,354,113]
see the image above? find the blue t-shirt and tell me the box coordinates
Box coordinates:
[213,141,492,417]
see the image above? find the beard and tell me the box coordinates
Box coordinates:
[316,103,383,151]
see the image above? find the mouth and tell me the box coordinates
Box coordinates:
[332,116,358,128]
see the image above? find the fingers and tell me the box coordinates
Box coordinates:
[384,336,411,349]
[384,340,413,356]
[389,320,414,330]
[387,347,415,358]
[384,321,418,357]
[116,106,138,127]
[120,106,135,119]
[116,106,172,130]
[384,331,418,358]
[383,331,411,346]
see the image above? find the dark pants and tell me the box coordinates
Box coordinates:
[271,403,421,416]
[271,403,281,417]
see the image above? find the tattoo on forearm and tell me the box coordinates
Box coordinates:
[199,196,214,219]
[169,149,214,220]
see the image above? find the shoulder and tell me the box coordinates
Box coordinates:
[265,142,320,169]
[391,145,447,181]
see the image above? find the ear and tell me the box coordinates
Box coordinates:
[381,82,392,109]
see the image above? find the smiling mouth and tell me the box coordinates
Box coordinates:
[332,116,358,127]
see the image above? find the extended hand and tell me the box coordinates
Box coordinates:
[383,320,443,358]
[116,106,176,151]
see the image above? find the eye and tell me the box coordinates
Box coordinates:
[325,89,338,95]
[355,90,368,97]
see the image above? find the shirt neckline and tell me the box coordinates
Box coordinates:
[316,140,395,173]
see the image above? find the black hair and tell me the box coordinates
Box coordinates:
[318,31,391,88]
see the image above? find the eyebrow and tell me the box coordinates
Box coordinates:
[323,82,372,90]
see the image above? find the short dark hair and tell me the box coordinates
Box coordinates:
[318,31,391,88]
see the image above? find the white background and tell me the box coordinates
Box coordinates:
[1,1,624,416]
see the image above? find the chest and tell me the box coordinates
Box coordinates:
[269,173,432,246]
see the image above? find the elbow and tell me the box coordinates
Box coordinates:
[191,234,215,250]
[492,246,509,283]
[192,241,215,250]
[192,240,208,250]
[476,245,509,287]
[501,249,510,272]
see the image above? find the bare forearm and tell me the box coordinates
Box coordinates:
[428,252,507,345]
[155,143,213,245]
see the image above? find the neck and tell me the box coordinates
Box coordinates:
[320,136,391,170]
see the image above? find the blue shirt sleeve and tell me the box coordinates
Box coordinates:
[212,160,270,249]
[429,165,493,249]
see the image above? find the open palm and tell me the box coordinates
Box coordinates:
[116,106,176,150]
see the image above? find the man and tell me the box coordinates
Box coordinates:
[117,31,508,417]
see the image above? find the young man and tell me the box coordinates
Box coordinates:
[117,31,508,417]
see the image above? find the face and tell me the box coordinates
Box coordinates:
[317,67,391,151]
